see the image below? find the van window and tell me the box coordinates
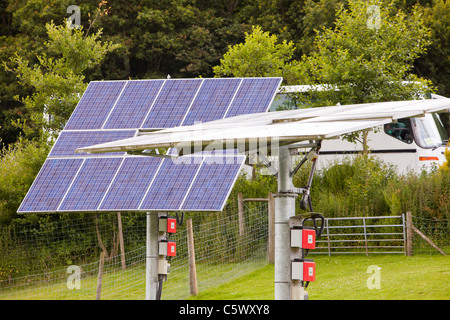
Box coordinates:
[384,119,413,144]
[411,113,449,149]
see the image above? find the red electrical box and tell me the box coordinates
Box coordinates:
[159,217,177,233]
[290,226,316,250]
[291,259,315,282]
[167,241,176,257]
[303,259,315,282]
[159,241,176,257]
[167,218,177,233]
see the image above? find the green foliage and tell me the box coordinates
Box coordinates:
[228,154,449,220]
[297,0,432,105]
[439,142,450,174]
[415,0,450,96]
[0,138,50,223]
[213,26,300,83]
[4,21,119,138]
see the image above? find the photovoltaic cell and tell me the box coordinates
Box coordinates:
[18,159,83,213]
[181,78,241,126]
[65,81,126,130]
[139,158,202,210]
[49,130,136,157]
[141,79,202,128]
[99,157,162,210]
[19,77,282,214]
[225,78,282,117]
[181,157,244,211]
[58,158,123,211]
[103,80,165,129]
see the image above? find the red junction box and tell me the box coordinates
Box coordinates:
[303,260,315,282]
[302,227,316,250]
[291,259,315,282]
[167,241,176,257]
[167,218,177,233]
[290,226,316,250]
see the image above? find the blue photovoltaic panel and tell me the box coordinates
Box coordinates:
[181,78,241,126]
[18,159,83,213]
[99,157,162,210]
[225,78,282,117]
[139,158,202,210]
[58,158,123,211]
[19,77,283,214]
[49,130,136,158]
[141,79,202,128]
[181,157,244,211]
[65,81,126,130]
[103,80,165,129]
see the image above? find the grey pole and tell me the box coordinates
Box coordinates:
[146,212,159,300]
[274,147,296,300]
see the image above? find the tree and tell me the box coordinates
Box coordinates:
[295,0,432,151]
[4,21,119,139]
[0,138,50,224]
[414,0,450,96]
[213,25,300,83]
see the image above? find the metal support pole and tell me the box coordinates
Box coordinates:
[146,212,159,300]
[274,147,296,300]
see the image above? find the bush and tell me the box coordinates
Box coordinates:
[0,138,50,224]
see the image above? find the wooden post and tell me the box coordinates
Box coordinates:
[268,192,275,264]
[406,211,413,256]
[96,251,105,300]
[237,193,245,237]
[117,212,126,270]
[187,218,198,296]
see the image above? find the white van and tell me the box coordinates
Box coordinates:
[272,86,449,174]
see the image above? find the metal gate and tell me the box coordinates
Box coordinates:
[310,215,406,256]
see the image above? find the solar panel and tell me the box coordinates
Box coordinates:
[58,158,123,211]
[181,78,241,126]
[65,81,127,130]
[141,79,203,129]
[225,78,281,117]
[49,130,135,157]
[98,157,162,211]
[18,158,84,213]
[181,156,244,211]
[139,158,202,211]
[18,77,282,214]
[103,80,164,129]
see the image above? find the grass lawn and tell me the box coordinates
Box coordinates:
[2,254,448,300]
[189,254,450,300]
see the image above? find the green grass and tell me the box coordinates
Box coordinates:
[2,254,448,300]
[189,254,450,300]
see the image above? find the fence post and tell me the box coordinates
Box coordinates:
[187,218,198,296]
[406,212,413,256]
[237,193,245,237]
[268,192,275,264]
[96,251,105,300]
[117,212,126,270]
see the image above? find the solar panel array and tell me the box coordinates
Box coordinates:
[18,77,282,213]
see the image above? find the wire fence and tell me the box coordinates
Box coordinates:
[411,216,450,255]
[0,202,269,300]
[0,204,448,300]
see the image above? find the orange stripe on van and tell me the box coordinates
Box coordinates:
[419,156,439,161]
